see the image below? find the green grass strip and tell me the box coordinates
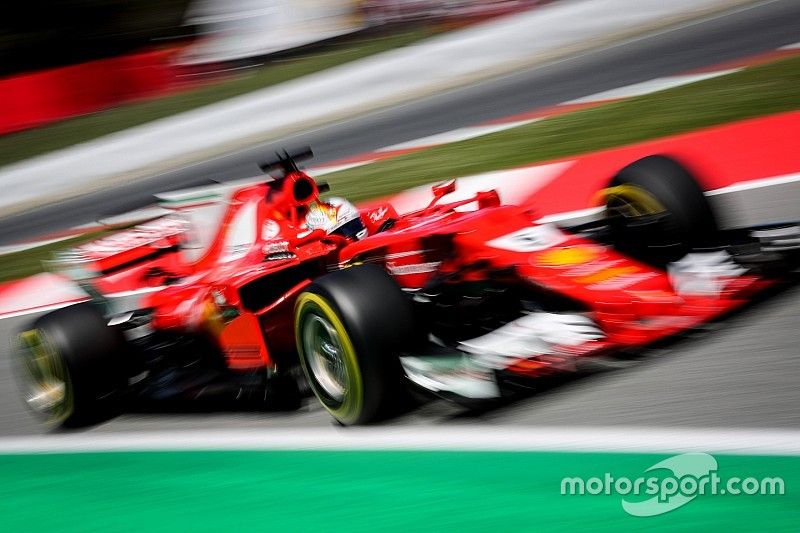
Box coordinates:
[325,55,800,202]
[0,231,107,283]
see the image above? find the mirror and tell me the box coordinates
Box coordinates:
[432,179,456,198]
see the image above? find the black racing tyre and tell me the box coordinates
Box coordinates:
[295,264,415,425]
[606,155,718,264]
[14,303,128,428]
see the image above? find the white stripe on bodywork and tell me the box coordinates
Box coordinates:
[0,299,89,321]
[704,172,800,195]
[705,172,800,228]
[535,172,800,228]
[0,286,167,321]
[536,206,606,225]
[104,286,169,299]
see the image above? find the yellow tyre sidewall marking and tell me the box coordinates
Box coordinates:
[295,293,364,424]
[16,329,75,426]
[595,184,666,216]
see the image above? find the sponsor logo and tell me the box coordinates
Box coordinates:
[384,249,431,260]
[488,225,566,252]
[222,243,251,261]
[561,453,785,517]
[263,240,295,261]
[535,248,658,290]
[563,259,623,277]
[538,246,601,267]
[262,219,281,240]
[263,240,290,254]
[368,206,389,223]
[306,203,339,230]
[575,265,639,285]
[265,252,295,261]
[586,271,657,290]
[386,261,441,276]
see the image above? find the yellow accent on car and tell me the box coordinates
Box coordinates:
[201,299,225,336]
[295,292,364,424]
[538,246,600,267]
[576,265,639,285]
[595,184,666,216]
[341,257,365,269]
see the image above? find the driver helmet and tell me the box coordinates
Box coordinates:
[305,197,367,240]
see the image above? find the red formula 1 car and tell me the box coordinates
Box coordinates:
[13,149,800,427]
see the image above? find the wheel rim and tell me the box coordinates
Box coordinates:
[295,292,365,425]
[600,184,666,218]
[15,330,74,425]
[301,314,348,403]
[601,184,689,263]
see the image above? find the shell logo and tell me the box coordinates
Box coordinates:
[537,246,600,267]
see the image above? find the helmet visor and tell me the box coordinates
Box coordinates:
[332,217,367,240]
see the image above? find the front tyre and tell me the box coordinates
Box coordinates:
[603,155,718,265]
[295,265,414,425]
[14,303,127,428]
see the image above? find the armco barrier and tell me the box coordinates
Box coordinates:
[0,49,179,135]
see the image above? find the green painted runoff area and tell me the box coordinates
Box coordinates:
[0,450,796,531]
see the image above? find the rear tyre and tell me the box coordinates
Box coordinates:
[605,155,718,265]
[14,303,127,428]
[295,264,414,425]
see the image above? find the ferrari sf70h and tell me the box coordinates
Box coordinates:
[13,149,800,427]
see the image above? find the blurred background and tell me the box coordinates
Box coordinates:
[0,0,546,135]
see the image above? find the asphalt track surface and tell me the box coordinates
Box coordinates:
[1,0,799,436]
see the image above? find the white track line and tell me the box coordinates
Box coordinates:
[565,70,740,105]
[377,119,541,152]
[0,426,799,455]
[778,42,800,50]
